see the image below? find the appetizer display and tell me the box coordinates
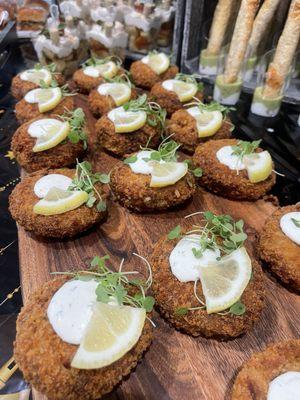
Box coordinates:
[150,73,204,116]
[110,139,197,212]
[259,204,300,291]
[167,100,234,154]
[193,139,276,200]
[88,74,138,118]
[11,108,88,173]
[73,56,124,94]
[95,94,166,157]
[130,51,178,90]
[14,83,76,124]
[14,254,154,400]
[150,211,265,338]
[9,161,109,238]
[11,63,65,100]
[232,339,300,399]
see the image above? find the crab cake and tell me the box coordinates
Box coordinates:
[150,76,204,116]
[11,112,87,173]
[193,139,276,201]
[150,214,265,339]
[168,106,233,154]
[130,52,178,90]
[95,94,165,157]
[232,339,300,399]
[73,58,123,94]
[15,276,153,400]
[259,204,300,292]
[88,83,138,118]
[11,68,65,100]
[15,90,75,125]
[110,146,196,212]
[9,167,108,238]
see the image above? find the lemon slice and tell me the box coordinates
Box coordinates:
[108,107,147,133]
[162,80,198,102]
[188,108,223,138]
[71,303,146,369]
[199,247,252,314]
[98,83,131,106]
[142,53,170,75]
[243,151,272,183]
[20,68,52,85]
[33,121,70,152]
[150,161,188,188]
[33,187,88,215]
[37,87,62,113]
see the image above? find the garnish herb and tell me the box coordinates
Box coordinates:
[141,137,180,163]
[229,301,246,316]
[167,225,181,240]
[185,98,235,117]
[291,218,300,228]
[59,108,88,149]
[183,159,203,177]
[123,94,166,132]
[35,62,57,73]
[124,155,138,164]
[105,71,134,87]
[68,161,110,212]
[231,139,262,159]
[83,55,122,69]
[39,80,76,97]
[175,73,204,92]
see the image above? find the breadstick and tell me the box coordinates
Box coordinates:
[224,0,260,83]
[264,0,300,97]
[248,0,281,56]
[207,0,236,56]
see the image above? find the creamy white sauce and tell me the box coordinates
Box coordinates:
[83,61,116,78]
[169,234,221,282]
[213,84,241,106]
[97,82,131,104]
[267,371,300,400]
[186,106,202,119]
[107,106,146,127]
[251,101,280,117]
[34,174,72,198]
[280,212,300,246]
[47,279,98,345]
[216,146,245,171]
[24,88,42,104]
[199,64,218,76]
[28,119,62,138]
[20,68,48,83]
[128,151,155,175]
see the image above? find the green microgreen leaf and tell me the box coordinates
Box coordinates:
[175,307,189,316]
[168,225,181,240]
[192,248,203,258]
[124,155,138,164]
[229,301,246,316]
[191,167,202,177]
[292,218,300,228]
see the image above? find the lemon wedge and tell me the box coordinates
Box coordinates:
[142,52,170,75]
[243,151,272,183]
[187,107,223,138]
[71,303,146,369]
[33,187,88,215]
[162,80,198,102]
[199,247,252,314]
[84,61,118,79]
[33,121,70,152]
[98,83,131,106]
[37,87,62,113]
[20,68,52,85]
[150,161,188,188]
[108,107,147,133]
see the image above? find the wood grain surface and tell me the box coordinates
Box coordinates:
[17,96,300,400]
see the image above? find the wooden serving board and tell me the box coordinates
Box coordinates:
[17,97,300,400]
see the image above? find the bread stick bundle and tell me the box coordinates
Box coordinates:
[199,0,238,76]
[251,0,300,117]
[213,0,260,105]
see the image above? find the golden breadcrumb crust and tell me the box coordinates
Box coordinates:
[168,109,233,154]
[232,339,300,399]
[9,168,108,238]
[150,235,265,339]
[258,204,300,291]
[130,61,178,90]
[14,277,153,400]
[11,73,65,100]
[192,139,276,200]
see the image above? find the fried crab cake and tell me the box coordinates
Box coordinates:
[150,81,204,116]
[15,95,75,125]
[232,339,300,399]
[14,277,153,400]
[95,115,161,157]
[150,235,265,339]
[11,116,86,172]
[168,109,233,154]
[88,85,138,118]
[110,158,196,212]
[9,168,108,238]
[130,60,178,90]
[259,204,300,292]
[11,71,65,100]
[193,139,276,201]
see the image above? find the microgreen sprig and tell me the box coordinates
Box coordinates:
[83,55,122,69]
[185,98,235,117]
[39,80,76,97]
[68,160,109,212]
[105,71,134,87]
[231,139,262,174]
[175,73,204,92]
[123,94,166,132]
[292,218,300,228]
[59,108,88,150]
